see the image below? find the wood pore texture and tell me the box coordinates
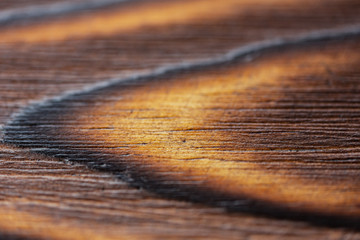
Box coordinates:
[0,0,360,239]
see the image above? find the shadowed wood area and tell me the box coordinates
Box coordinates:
[1,0,360,239]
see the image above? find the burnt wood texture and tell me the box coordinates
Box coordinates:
[1,0,360,239]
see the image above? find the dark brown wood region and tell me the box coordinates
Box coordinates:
[1,0,360,239]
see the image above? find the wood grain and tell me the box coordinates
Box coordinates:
[1,0,360,239]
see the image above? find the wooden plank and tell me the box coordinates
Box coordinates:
[0,0,360,239]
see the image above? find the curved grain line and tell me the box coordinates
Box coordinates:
[0,0,134,25]
[4,24,360,130]
[3,25,360,229]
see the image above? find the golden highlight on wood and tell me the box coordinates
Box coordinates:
[0,0,357,43]
[69,38,360,218]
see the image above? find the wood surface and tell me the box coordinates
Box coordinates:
[1,0,360,239]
